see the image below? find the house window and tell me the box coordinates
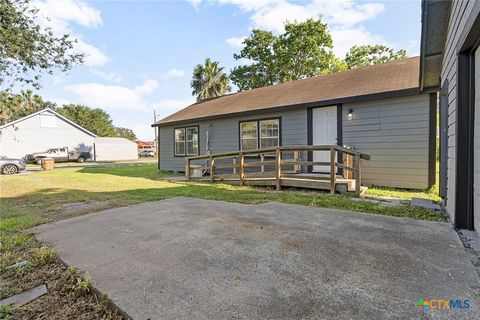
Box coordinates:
[240,118,280,150]
[260,119,279,148]
[174,126,199,156]
[240,121,258,150]
[186,127,199,155]
[174,128,185,156]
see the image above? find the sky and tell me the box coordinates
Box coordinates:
[30,0,422,140]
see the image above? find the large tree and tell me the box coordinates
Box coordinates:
[230,30,277,91]
[230,18,339,91]
[344,45,408,70]
[55,104,117,137]
[191,58,231,101]
[0,90,47,125]
[0,0,83,90]
[115,127,137,141]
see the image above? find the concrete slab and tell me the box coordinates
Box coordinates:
[0,284,48,307]
[412,198,442,211]
[34,197,480,320]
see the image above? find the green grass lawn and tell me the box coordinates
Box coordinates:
[0,164,445,318]
[1,164,445,265]
[365,162,441,201]
[365,184,440,201]
[1,164,444,225]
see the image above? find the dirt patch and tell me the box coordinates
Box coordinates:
[62,201,110,214]
[0,238,125,319]
[43,201,112,221]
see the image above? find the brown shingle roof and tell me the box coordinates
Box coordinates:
[156,57,420,126]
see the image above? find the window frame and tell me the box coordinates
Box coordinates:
[259,118,280,149]
[239,121,259,151]
[238,117,281,151]
[174,125,199,157]
[186,126,199,156]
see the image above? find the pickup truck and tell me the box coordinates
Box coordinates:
[25,147,91,164]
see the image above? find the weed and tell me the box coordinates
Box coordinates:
[75,272,94,295]
[97,293,110,310]
[0,251,15,269]
[0,286,14,300]
[32,246,57,265]
[0,305,14,320]
[14,261,34,277]
[66,265,78,277]
[15,261,34,277]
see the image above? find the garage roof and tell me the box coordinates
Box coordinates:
[0,108,97,137]
[154,57,420,126]
[95,137,136,144]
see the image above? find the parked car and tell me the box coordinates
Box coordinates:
[139,150,155,157]
[0,157,26,175]
[25,147,91,164]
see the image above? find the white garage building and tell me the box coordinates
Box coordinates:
[0,108,138,161]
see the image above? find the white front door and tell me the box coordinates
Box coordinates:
[474,46,480,233]
[312,106,337,172]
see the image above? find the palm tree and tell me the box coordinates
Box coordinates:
[20,90,43,113]
[191,58,231,101]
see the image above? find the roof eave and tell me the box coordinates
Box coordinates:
[152,87,420,127]
[419,0,451,92]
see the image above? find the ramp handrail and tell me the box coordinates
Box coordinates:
[184,145,370,196]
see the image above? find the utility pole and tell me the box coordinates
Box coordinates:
[153,110,159,172]
[153,110,157,143]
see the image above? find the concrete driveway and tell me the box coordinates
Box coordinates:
[34,197,480,320]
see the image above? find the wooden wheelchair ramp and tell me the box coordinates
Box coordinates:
[185,145,370,197]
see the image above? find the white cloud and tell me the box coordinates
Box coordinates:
[75,40,109,67]
[90,69,123,83]
[309,1,384,28]
[331,26,384,57]
[226,36,247,48]
[31,0,102,30]
[65,79,160,111]
[31,0,108,66]
[250,1,311,33]
[216,0,387,57]
[217,0,279,12]
[163,68,186,78]
[186,0,202,8]
[134,80,159,95]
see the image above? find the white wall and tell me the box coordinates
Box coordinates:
[0,111,95,158]
[94,138,138,161]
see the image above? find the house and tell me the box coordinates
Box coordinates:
[420,0,479,233]
[137,140,156,152]
[0,108,138,161]
[153,57,436,190]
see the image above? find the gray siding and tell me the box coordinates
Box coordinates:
[440,0,480,221]
[159,109,307,172]
[160,94,432,190]
[343,94,431,189]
